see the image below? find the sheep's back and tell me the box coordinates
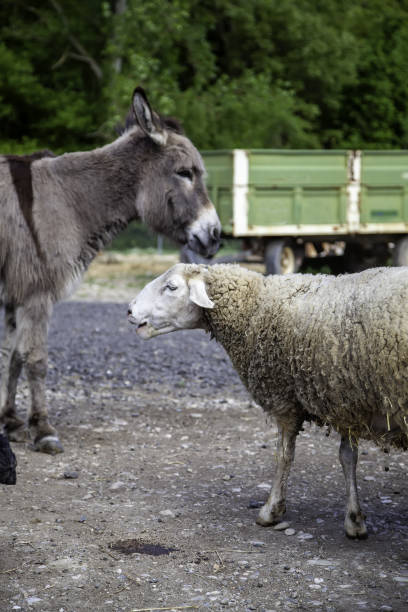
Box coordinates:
[250,267,408,447]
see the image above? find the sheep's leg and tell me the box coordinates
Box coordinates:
[16,295,63,455]
[339,435,367,539]
[256,420,299,526]
[0,303,26,440]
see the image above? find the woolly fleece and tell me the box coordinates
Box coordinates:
[192,263,408,448]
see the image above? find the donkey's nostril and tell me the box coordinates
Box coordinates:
[192,233,205,250]
[211,226,220,240]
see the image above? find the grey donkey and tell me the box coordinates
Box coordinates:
[0,87,221,455]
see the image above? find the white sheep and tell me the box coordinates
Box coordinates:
[128,263,408,538]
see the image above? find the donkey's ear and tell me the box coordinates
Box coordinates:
[132,87,167,145]
[188,277,214,309]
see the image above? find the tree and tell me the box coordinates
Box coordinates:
[1,0,408,153]
[339,0,408,149]
[0,0,106,152]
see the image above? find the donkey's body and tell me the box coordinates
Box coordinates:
[0,88,221,454]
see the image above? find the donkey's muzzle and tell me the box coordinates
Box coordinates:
[188,224,221,258]
[185,204,221,258]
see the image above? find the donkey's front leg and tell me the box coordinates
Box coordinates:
[17,295,63,455]
[256,418,300,526]
[0,303,26,440]
[339,435,367,539]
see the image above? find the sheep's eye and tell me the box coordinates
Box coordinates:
[165,283,177,291]
[177,169,193,181]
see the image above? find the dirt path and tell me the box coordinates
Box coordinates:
[0,257,407,611]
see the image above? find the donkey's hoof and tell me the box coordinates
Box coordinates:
[7,425,28,443]
[33,435,64,455]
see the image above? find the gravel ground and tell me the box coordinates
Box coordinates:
[0,281,407,611]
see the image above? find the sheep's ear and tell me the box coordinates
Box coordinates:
[188,277,214,309]
[132,87,167,145]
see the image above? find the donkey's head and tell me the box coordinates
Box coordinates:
[130,88,221,258]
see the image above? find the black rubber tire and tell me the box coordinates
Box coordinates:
[392,236,408,267]
[264,240,303,275]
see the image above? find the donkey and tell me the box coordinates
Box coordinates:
[0,86,221,455]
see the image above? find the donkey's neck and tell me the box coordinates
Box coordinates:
[41,130,156,270]
[50,130,149,229]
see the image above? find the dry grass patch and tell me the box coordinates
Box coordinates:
[71,251,179,302]
[86,252,179,281]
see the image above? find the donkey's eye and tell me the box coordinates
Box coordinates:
[177,169,193,181]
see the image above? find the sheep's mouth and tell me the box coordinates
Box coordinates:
[135,321,151,338]
[127,314,146,329]
[128,315,149,333]
[133,320,157,339]
[128,315,174,339]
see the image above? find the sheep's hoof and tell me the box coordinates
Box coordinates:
[345,528,368,540]
[33,435,64,455]
[345,513,368,539]
[256,515,274,527]
[256,504,284,527]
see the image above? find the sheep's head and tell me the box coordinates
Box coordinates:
[128,263,214,339]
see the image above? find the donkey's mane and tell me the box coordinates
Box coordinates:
[5,150,56,163]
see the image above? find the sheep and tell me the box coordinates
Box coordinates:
[0,434,16,485]
[128,263,408,538]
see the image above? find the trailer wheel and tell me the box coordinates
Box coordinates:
[393,236,408,266]
[265,240,302,275]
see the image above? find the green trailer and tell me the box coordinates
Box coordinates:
[197,149,408,274]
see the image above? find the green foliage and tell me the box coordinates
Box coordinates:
[339,0,408,149]
[175,72,318,149]
[0,0,106,153]
[110,221,176,252]
[1,0,408,154]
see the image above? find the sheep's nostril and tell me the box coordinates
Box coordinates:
[127,308,132,316]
